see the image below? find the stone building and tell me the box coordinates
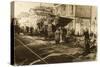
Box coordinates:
[15,2,97,36]
[52,4,97,35]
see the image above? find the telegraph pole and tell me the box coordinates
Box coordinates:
[90,6,92,34]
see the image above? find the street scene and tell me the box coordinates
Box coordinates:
[11,2,97,65]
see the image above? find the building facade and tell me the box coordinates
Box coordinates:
[15,3,97,35]
[52,4,97,35]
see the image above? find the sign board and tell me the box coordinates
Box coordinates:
[75,5,91,18]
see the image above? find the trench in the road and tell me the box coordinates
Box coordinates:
[14,35,96,65]
[15,38,83,65]
[15,38,48,65]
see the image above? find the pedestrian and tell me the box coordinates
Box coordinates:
[84,29,90,54]
[30,27,34,35]
[43,20,48,39]
[55,28,60,44]
[26,26,29,33]
[62,27,67,42]
[47,23,53,40]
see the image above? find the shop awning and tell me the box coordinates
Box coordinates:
[57,16,73,26]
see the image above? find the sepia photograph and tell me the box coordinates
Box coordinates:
[11,1,97,65]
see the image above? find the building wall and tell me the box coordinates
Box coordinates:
[16,3,97,35]
[75,6,97,35]
[53,4,74,17]
[53,4,97,35]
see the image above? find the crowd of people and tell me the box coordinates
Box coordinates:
[36,18,68,44]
